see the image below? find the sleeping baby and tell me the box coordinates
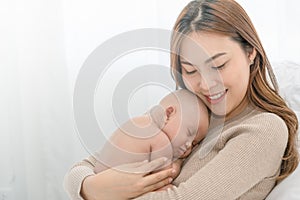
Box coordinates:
[94,89,209,181]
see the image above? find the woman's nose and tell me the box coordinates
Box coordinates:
[198,75,217,91]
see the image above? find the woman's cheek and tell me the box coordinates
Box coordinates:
[183,78,197,94]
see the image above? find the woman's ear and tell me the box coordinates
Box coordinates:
[248,47,257,63]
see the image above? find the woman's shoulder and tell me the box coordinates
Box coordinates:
[223,107,288,144]
[219,106,287,142]
[202,106,289,158]
[227,105,286,129]
[243,108,287,132]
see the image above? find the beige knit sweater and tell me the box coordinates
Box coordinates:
[64,106,288,200]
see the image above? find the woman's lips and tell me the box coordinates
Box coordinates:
[205,89,227,104]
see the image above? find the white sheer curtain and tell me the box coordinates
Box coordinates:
[1,0,76,199]
[1,0,299,200]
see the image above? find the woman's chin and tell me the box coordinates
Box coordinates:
[210,109,227,118]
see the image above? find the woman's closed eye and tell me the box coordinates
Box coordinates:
[185,69,197,75]
[182,65,198,75]
[211,62,227,70]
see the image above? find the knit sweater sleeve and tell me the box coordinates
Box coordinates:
[63,155,97,200]
[134,113,288,199]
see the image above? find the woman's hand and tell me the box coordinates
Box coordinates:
[81,157,174,200]
[155,184,174,191]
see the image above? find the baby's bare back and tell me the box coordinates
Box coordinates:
[94,115,172,173]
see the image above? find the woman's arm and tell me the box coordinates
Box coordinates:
[63,155,175,200]
[63,156,97,200]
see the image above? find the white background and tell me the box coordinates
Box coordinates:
[1,0,299,199]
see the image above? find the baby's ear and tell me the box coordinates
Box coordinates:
[165,106,176,119]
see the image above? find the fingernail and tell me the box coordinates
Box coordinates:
[168,178,173,183]
[172,169,176,174]
[163,157,168,162]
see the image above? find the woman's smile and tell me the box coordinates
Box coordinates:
[204,89,228,104]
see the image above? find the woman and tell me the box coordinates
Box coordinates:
[64,0,299,199]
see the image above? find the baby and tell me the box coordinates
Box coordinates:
[94,89,209,174]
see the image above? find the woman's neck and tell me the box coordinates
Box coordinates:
[225,96,249,122]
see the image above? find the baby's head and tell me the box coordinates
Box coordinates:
[151,89,209,158]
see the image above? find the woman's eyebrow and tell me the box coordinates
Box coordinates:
[181,52,227,66]
[204,52,227,64]
[180,60,193,66]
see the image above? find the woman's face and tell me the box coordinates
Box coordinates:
[180,32,255,119]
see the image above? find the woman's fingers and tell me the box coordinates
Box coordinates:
[143,177,172,193]
[139,157,168,174]
[142,167,174,190]
[114,157,168,174]
[114,160,148,173]
[170,158,183,179]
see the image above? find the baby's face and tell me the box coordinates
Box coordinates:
[168,118,204,158]
[163,100,209,159]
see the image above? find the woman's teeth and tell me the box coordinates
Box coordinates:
[209,91,226,100]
